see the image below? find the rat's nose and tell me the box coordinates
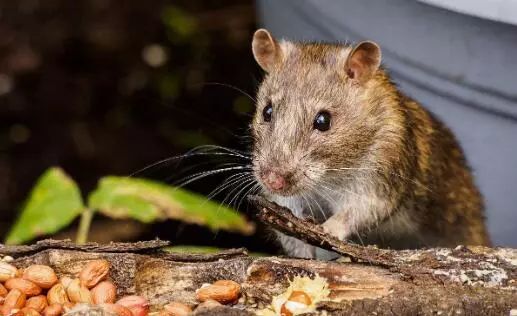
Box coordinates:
[263,171,286,191]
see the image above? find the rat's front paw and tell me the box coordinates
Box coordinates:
[321,218,347,240]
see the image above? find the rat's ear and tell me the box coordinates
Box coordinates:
[252,29,282,72]
[345,41,381,83]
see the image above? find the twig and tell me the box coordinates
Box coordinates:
[76,208,94,244]
[248,195,396,267]
[0,239,170,256]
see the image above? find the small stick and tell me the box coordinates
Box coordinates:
[248,195,396,267]
[76,208,94,244]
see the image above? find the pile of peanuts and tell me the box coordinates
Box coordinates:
[0,259,242,316]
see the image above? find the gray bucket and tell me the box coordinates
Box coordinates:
[256,0,517,246]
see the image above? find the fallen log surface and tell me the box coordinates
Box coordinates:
[1,196,516,316]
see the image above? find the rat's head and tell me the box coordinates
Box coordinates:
[250,29,388,197]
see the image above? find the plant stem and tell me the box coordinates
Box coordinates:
[76,208,94,244]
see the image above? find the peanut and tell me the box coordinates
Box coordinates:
[0,306,8,316]
[91,281,116,304]
[65,279,92,304]
[5,278,42,296]
[58,277,73,291]
[22,265,58,289]
[21,307,41,316]
[287,291,311,306]
[163,302,192,316]
[195,280,240,304]
[280,290,312,316]
[280,303,291,316]
[99,304,132,316]
[26,295,48,313]
[116,295,149,316]
[1,306,23,316]
[0,283,8,296]
[61,302,74,313]
[0,262,18,282]
[79,260,109,288]
[42,304,62,316]
[47,284,69,305]
[4,289,26,309]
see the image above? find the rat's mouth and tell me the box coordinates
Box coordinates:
[264,186,301,197]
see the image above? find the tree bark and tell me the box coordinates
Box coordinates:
[0,197,516,315]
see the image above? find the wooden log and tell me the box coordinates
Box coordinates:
[0,238,515,316]
[0,196,514,315]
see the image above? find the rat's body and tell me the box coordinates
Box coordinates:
[250,29,490,258]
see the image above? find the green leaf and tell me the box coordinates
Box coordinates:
[88,177,255,235]
[5,167,85,245]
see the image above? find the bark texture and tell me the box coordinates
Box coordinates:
[0,198,515,316]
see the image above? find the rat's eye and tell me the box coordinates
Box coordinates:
[262,103,273,122]
[313,111,331,131]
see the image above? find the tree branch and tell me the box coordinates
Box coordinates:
[248,195,396,267]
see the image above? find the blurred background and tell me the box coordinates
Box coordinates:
[0,0,269,251]
[0,0,516,249]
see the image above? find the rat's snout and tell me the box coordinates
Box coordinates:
[260,169,292,193]
[264,171,286,191]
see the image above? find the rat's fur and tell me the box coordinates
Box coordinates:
[250,30,489,258]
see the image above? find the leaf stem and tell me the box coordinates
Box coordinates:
[76,208,94,244]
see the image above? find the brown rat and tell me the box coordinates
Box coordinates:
[250,29,490,258]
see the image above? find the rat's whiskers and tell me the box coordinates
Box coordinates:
[173,165,252,188]
[205,172,253,201]
[202,82,256,103]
